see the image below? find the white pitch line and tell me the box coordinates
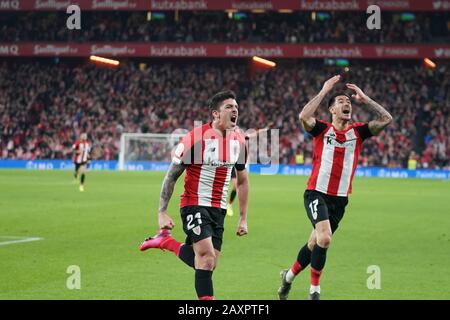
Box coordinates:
[0,237,43,247]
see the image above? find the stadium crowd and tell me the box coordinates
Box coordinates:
[0,59,449,169]
[1,11,448,44]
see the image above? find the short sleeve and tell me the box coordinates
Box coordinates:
[235,141,248,171]
[172,134,194,165]
[308,120,328,137]
[354,123,373,141]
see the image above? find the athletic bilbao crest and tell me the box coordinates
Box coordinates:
[192,226,201,236]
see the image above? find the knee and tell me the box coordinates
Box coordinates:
[197,251,216,271]
[316,233,332,248]
[307,238,316,251]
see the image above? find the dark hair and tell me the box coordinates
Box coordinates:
[328,92,351,108]
[208,90,236,114]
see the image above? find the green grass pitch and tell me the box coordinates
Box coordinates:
[0,170,449,300]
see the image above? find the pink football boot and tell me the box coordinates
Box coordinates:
[139,229,172,251]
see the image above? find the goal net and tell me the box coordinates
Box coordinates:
[118,132,186,170]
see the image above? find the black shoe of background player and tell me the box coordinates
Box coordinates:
[309,292,320,300]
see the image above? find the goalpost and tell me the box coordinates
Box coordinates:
[118,133,186,170]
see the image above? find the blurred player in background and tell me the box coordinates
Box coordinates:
[278,75,393,300]
[139,90,249,300]
[72,133,91,192]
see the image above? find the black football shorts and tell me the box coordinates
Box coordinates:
[74,161,87,171]
[180,205,226,251]
[304,189,349,233]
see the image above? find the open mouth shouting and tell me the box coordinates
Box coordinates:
[342,107,351,116]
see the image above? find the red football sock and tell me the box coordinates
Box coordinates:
[291,261,305,275]
[160,237,182,256]
[310,268,323,286]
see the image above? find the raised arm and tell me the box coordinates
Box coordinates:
[346,83,393,136]
[299,75,341,131]
[235,168,249,237]
[158,162,185,229]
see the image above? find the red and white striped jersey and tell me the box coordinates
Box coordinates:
[307,120,373,197]
[172,123,247,210]
[72,140,91,164]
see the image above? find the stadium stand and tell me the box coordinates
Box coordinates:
[1,11,448,43]
[1,59,449,169]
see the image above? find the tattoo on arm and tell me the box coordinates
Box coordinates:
[158,163,185,213]
[366,98,393,136]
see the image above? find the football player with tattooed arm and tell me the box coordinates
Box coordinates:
[278,75,393,300]
[139,90,249,300]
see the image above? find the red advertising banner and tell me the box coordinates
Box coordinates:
[0,0,449,11]
[1,43,450,59]
[0,0,149,10]
[297,0,450,11]
[149,0,300,10]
